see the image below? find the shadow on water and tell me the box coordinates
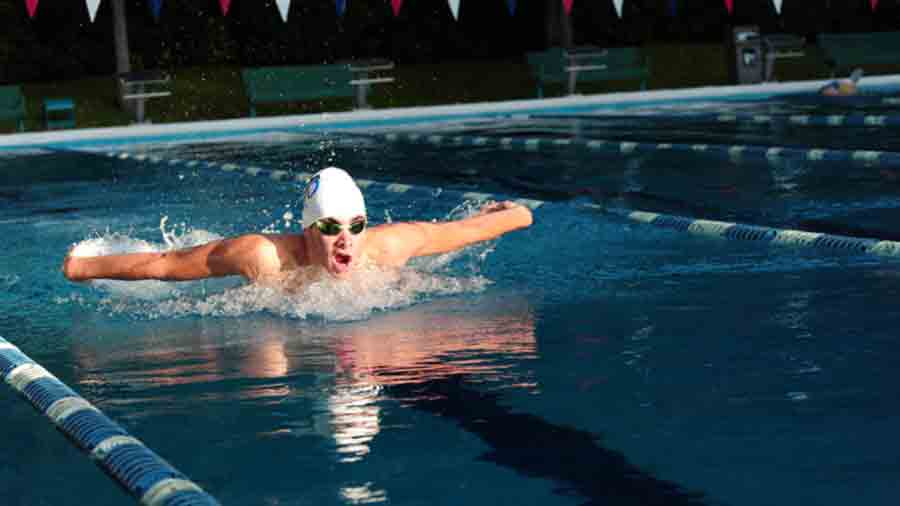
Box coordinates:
[385,375,708,506]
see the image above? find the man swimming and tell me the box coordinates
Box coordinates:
[819,68,864,97]
[62,167,533,285]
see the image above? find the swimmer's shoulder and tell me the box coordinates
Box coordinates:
[221,233,307,273]
[364,222,425,266]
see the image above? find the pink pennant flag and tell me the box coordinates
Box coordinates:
[724,0,733,15]
[870,0,878,11]
[25,0,38,18]
[391,0,403,17]
[86,0,101,22]
[219,0,230,16]
[563,0,573,16]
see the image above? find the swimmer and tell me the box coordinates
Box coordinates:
[62,167,533,286]
[819,68,863,96]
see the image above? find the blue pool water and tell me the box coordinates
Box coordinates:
[2,98,900,505]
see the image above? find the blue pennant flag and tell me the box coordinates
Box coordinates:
[669,0,677,17]
[149,0,163,21]
[507,0,516,16]
[336,0,346,17]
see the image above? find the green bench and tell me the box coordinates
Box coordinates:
[241,61,394,117]
[0,85,26,132]
[817,31,900,77]
[526,46,650,98]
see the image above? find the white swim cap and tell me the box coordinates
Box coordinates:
[302,167,366,228]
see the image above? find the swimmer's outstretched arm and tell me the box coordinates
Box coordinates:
[373,201,533,264]
[62,234,283,282]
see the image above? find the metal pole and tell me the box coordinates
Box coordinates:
[111,0,134,117]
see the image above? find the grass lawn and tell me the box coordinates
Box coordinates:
[3,42,894,134]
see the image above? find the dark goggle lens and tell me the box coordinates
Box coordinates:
[349,220,366,234]
[315,220,366,236]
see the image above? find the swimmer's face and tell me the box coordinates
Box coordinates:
[305,215,367,278]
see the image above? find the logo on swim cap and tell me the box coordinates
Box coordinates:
[302,167,366,229]
[304,175,320,201]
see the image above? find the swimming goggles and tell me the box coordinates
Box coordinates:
[313,219,367,236]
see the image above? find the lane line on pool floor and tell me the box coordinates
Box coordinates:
[369,131,900,168]
[0,336,221,506]
[93,149,900,259]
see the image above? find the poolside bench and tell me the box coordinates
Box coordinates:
[43,97,76,130]
[241,61,395,117]
[526,46,650,98]
[0,85,26,132]
[118,70,172,124]
[817,31,900,77]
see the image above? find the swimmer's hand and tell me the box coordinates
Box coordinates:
[477,200,533,227]
[62,251,87,282]
[479,200,524,215]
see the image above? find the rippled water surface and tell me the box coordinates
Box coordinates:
[2,113,900,506]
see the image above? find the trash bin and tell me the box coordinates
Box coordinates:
[727,25,764,85]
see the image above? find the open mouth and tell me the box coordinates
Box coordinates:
[334,253,352,267]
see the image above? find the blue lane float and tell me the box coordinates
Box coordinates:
[534,111,900,128]
[370,131,900,168]
[0,336,220,506]
[97,149,900,259]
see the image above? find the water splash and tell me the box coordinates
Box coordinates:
[64,207,495,321]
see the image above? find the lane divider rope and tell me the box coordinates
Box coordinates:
[532,111,900,128]
[0,335,220,506]
[98,149,900,258]
[370,131,900,168]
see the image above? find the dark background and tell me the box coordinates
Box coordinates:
[2,0,900,83]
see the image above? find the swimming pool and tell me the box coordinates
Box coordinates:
[3,86,900,505]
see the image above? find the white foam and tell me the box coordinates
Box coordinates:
[65,206,495,321]
[68,220,225,301]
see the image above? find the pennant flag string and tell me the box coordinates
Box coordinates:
[25,0,38,18]
[276,0,291,21]
[563,0,573,16]
[448,0,459,20]
[86,0,101,22]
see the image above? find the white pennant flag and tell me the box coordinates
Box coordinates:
[276,0,291,21]
[772,0,783,14]
[86,0,102,22]
[613,0,624,18]
[448,0,460,20]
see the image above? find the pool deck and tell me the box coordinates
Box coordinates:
[3,74,900,151]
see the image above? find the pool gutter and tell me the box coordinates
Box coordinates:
[3,73,900,151]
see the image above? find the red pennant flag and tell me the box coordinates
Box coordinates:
[219,0,230,15]
[25,0,38,17]
[563,0,573,16]
[392,0,403,16]
[870,0,878,11]
[725,0,733,15]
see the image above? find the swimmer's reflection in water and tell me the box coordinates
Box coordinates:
[69,296,706,505]
[63,166,533,291]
